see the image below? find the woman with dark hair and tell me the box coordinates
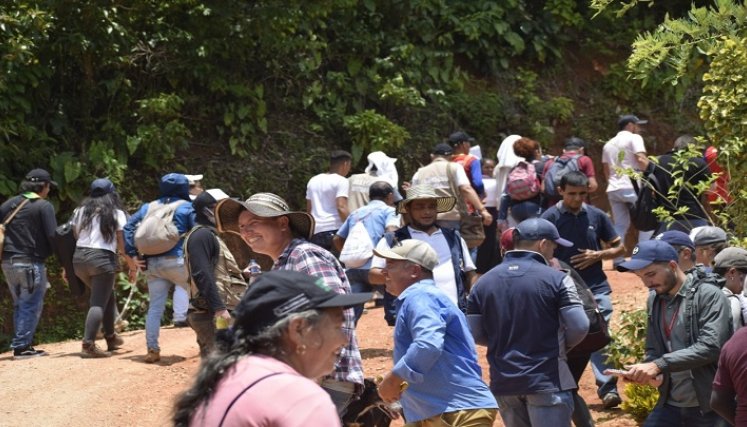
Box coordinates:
[496,137,544,229]
[173,270,370,426]
[72,178,138,358]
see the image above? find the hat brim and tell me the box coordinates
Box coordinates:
[397,196,456,214]
[636,120,648,125]
[373,247,407,262]
[317,292,374,309]
[215,198,315,241]
[616,258,654,272]
[555,237,573,248]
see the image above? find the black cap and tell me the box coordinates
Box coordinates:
[448,131,474,146]
[25,168,58,188]
[432,143,454,156]
[618,114,648,129]
[233,270,372,334]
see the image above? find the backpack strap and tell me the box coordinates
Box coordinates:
[2,198,30,225]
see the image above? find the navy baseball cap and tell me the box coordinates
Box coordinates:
[616,240,678,272]
[90,178,116,197]
[432,143,453,156]
[655,230,694,251]
[25,168,58,187]
[515,218,573,247]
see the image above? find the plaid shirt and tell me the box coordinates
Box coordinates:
[273,238,364,388]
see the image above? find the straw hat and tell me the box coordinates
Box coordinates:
[397,185,456,214]
[215,193,315,241]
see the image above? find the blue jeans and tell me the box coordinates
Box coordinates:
[496,391,574,427]
[607,188,654,263]
[643,404,728,427]
[590,289,617,398]
[144,255,189,351]
[2,257,49,349]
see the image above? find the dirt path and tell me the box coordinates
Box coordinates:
[0,265,648,427]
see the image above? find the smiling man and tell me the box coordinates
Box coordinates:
[218,193,365,418]
[542,170,625,409]
[617,240,731,427]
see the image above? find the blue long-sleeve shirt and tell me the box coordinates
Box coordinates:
[123,197,195,257]
[392,279,497,422]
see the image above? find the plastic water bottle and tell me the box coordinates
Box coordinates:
[244,259,262,284]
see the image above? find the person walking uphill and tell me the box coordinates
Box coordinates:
[467,218,589,427]
[183,188,247,358]
[124,173,195,363]
[218,192,367,417]
[375,239,498,426]
[0,168,58,359]
[307,150,353,256]
[72,178,138,358]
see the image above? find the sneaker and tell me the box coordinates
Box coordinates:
[13,346,47,360]
[602,392,622,409]
[81,342,111,359]
[144,348,160,363]
[114,319,129,333]
[173,320,189,328]
[105,334,124,351]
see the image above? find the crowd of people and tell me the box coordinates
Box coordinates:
[1,113,745,427]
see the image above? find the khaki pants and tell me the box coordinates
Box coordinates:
[405,408,498,427]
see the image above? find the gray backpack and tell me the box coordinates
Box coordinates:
[134,200,188,255]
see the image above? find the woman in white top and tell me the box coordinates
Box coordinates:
[72,178,137,358]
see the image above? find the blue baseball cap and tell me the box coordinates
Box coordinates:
[616,240,678,272]
[515,218,573,247]
[655,230,694,251]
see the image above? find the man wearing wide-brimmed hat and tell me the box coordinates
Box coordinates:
[369,185,476,321]
[215,192,365,417]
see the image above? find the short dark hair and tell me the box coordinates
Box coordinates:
[330,150,352,167]
[369,181,394,200]
[714,266,747,277]
[559,170,589,189]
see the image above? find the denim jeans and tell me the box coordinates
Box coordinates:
[310,230,339,257]
[2,257,49,350]
[590,290,617,398]
[172,285,189,322]
[607,188,654,263]
[643,404,729,427]
[496,391,574,427]
[144,255,189,351]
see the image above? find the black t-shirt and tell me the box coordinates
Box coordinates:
[0,194,57,261]
[652,150,711,220]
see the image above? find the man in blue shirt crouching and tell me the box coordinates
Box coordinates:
[375,239,498,426]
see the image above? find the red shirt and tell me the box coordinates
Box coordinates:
[704,146,731,204]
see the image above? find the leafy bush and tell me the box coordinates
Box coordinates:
[606,308,659,420]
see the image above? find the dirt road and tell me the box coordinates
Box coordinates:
[0,267,647,427]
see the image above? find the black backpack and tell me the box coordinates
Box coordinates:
[629,168,662,232]
[561,262,611,356]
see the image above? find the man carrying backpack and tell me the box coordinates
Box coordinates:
[542,137,598,207]
[124,173,195,363]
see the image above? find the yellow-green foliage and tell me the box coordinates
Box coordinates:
[621,383,659,422]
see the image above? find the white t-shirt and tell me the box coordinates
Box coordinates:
[74,209,127,253]
[306,173,350,233]
[483,177,497,208]
[371,227,475,305]
[602,130,647,192]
